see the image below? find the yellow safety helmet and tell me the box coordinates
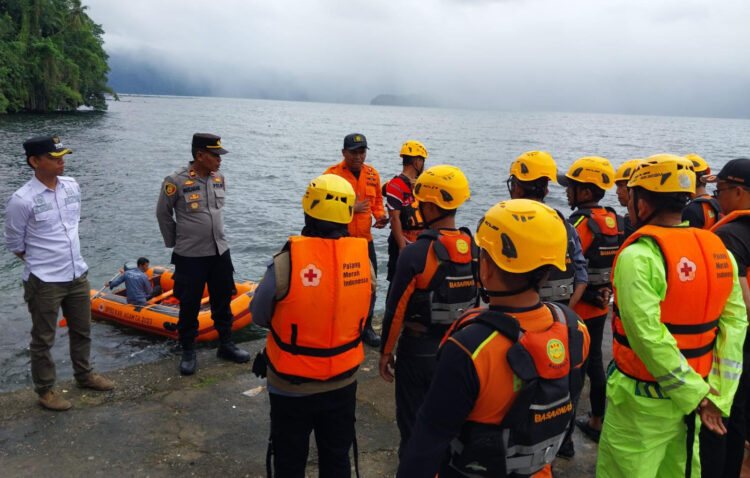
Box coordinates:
[509,151,557,183]
[559,156,615,190]
[413,165,470,210]
[627,154,695,194]
[684,154,710,175]
[302,174,356,224]
[614,159,644,182]
[475,199,567,274]
[400,140,428,159]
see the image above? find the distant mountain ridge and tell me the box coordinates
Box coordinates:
[370,94,439,107]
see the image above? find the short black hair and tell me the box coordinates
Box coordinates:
[436,204,457,217]
[137,257,150,267]
[513,176,549,201]
[191,147,199,161]
[631,186,691,213]
[402,154,423,166]
[571,180,605,202]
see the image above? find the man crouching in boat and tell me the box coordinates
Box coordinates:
[250,174,373,477]
[156,133,249,375]
[106,257,153,306]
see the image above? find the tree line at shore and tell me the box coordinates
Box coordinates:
[0,0,114,114]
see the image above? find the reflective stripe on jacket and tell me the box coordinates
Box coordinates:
[265,235,370,383]
[613,226,734,382]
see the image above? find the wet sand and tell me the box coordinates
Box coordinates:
[0,324,605,477]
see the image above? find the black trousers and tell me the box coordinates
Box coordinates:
[172,250,235,349]
[584,313,607,418]
[395,334,441,457]
[700,348,750,478]
[269,381,357,478]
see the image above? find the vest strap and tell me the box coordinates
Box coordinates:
[679,340,716,359]
[615,328,715,359]
[270,322,363,357]
[664,319,719,335]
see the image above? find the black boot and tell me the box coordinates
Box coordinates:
[362,316,381,348]
[180,350,197,375]
[217,341,250,363]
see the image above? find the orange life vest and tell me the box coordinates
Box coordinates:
[711,209,750,278]
[571,206,624,319]
[441,304,584,477]
[612,226,734,381]
[404,228,477,329]
[692,194,723,229]
[265,236,371,383]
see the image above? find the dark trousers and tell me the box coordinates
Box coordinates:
[584,313,607,417]
[386,233,399,283]
[366,240,377,324]
[269,381,357,478]
[172,250,234,349]
[23,273,92,394]
[700,348,750,478]
[395,334,441,457]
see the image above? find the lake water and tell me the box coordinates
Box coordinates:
[1,95,749,392]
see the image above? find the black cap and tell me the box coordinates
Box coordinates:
[192,133,228,155]
[702,158,750,186]
[23,136,72,158]
[343,133,368,151]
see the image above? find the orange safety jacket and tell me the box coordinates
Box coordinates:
[325,161,386,242]
[440,304,588,478]
[265,235,371,383]
[693,194,723,229]
[711,209,750,278]
[571,206,624,319]
[612,226,734,381]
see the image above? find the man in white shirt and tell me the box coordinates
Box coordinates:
[4,136,114,411]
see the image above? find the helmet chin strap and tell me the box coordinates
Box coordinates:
[631,188,660,228]
[472,255,533,303]
[419,203,450,227]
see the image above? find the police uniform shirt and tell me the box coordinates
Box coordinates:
[4,175,88,281]
[156,165,228,257]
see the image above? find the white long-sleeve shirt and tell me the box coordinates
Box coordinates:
[4,175,88,282]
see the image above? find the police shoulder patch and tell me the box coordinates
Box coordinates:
[164,182,177,196]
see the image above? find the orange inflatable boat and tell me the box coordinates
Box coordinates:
[90,266,257,341]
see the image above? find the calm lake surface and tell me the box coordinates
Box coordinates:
[1,95,749,392]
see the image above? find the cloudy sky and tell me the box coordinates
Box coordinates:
[86,0,750,118]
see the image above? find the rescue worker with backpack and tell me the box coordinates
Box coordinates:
[396,199,590,478]
[506,150,590,458]
[558,156,624,442]
[682,154,723,229]
[614,158,643,239]
[597,154,747,478]
[379,165,478,457]
[384,140,427,285]
[699,158,750,478]
[249,174,373,478]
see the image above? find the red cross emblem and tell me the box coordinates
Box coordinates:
[301,264,322,287]
[677,257,696,282]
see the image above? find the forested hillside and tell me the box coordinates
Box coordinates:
[0,0,114,113]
